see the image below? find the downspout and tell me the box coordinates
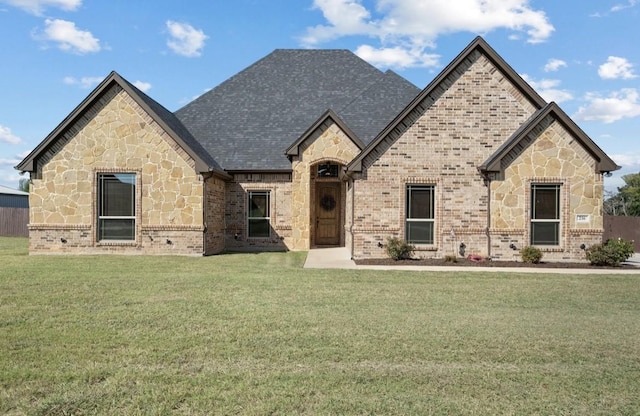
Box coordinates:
[350,176,355,260]
[479,169,492,258]
[201,170,215,256]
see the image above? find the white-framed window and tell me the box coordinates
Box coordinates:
[530,184,560,246]
[97,173,136,241]
[247,190,270,238]
[405,184,435,244]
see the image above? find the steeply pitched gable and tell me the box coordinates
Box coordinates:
[175,49,420,171]
[480,102,620,173]
[285,109,364,158]
[347,37,547,173]
[16,72,228,178]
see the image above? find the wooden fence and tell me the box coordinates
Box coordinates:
[0,207,29,237]
[603,215,640,252]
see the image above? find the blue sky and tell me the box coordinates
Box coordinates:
[0,0,638,194]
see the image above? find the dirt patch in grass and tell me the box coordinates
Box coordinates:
[355,257,639,269]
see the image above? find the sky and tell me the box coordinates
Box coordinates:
[0,0,638,194]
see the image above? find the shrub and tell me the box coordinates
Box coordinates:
[444,254,457,263]
[520,246,543,264]
[385,237,414,260]
[586,238,634,266]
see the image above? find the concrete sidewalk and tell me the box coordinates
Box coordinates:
[304,247,640,274]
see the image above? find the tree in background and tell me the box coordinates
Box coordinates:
[604,172,640,216]
[18,178,29,193]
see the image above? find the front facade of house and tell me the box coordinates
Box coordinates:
[17,37,619,260]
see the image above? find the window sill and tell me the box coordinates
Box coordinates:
[533,246,564,252]
[97,240,137,247]
[412,245,438,252]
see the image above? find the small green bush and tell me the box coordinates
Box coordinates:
[444,254,457,263]
[586,238,634,266]
[520,246,543,263]
[385,237,414,260]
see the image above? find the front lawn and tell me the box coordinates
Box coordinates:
[1,237,639,414]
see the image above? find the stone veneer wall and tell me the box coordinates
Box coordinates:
[28,85,205,255]
[490,118,604,261]
[290,119,361,250]
[351,51,538,260]
[224,173,292,251]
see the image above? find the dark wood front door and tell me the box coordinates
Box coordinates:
[315,182,341,246]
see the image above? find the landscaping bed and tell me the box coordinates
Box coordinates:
[355,256,639,269]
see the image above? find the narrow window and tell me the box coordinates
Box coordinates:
[406,185,435,244]
[531,184,560,245]
[248,191,270,238]
[97,173,136,241]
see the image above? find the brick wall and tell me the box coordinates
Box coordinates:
[224,173,292,251]
[352,51,537,259]
[350,50,605,262]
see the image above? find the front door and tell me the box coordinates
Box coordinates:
[315,182,341,246]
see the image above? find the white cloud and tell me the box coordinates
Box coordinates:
[521,74,573,103]
[63,75,104,88]
[598,56,637,80]
[40,18,101,54]
[133,81,152,92]
[0,0,81,15]
[544,58,567,72]
[166,20,207,57]
[609,152,640,169]
[0,125,22,144]
[302,0,554,70]
[574,88,640,123]
[0,157,21,165]
[611,0,638,12]
[355,44,439,69]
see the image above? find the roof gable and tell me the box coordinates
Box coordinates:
[347,36,547,173]
[175,49,419,171]
[16,72,228,178]
[480,102,620,173]
[285,109,365,158]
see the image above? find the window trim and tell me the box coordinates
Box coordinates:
[530,183,561,246]
[247,190,271,239]
[96,172,138,244]
[405,184,435,245]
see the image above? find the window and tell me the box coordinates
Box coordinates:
[531,184,560,245]
[317,163,339,178]
[406,185,435,244]
[248,191,270,238]
[97,173,136,241]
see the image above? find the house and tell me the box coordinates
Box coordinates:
[0,184,29,237]
[16,37,619,260]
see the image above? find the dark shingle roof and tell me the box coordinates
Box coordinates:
[175,49,420,171]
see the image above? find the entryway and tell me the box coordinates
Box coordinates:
[314,181,341,246]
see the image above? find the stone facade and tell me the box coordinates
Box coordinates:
[20,39,615,261]
[290,118,361,250]
[28,85,207,255]
[490,117,604,261]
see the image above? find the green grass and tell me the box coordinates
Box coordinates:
[1,237,639,415]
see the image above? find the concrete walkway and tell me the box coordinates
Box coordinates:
[303,247,640,274]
